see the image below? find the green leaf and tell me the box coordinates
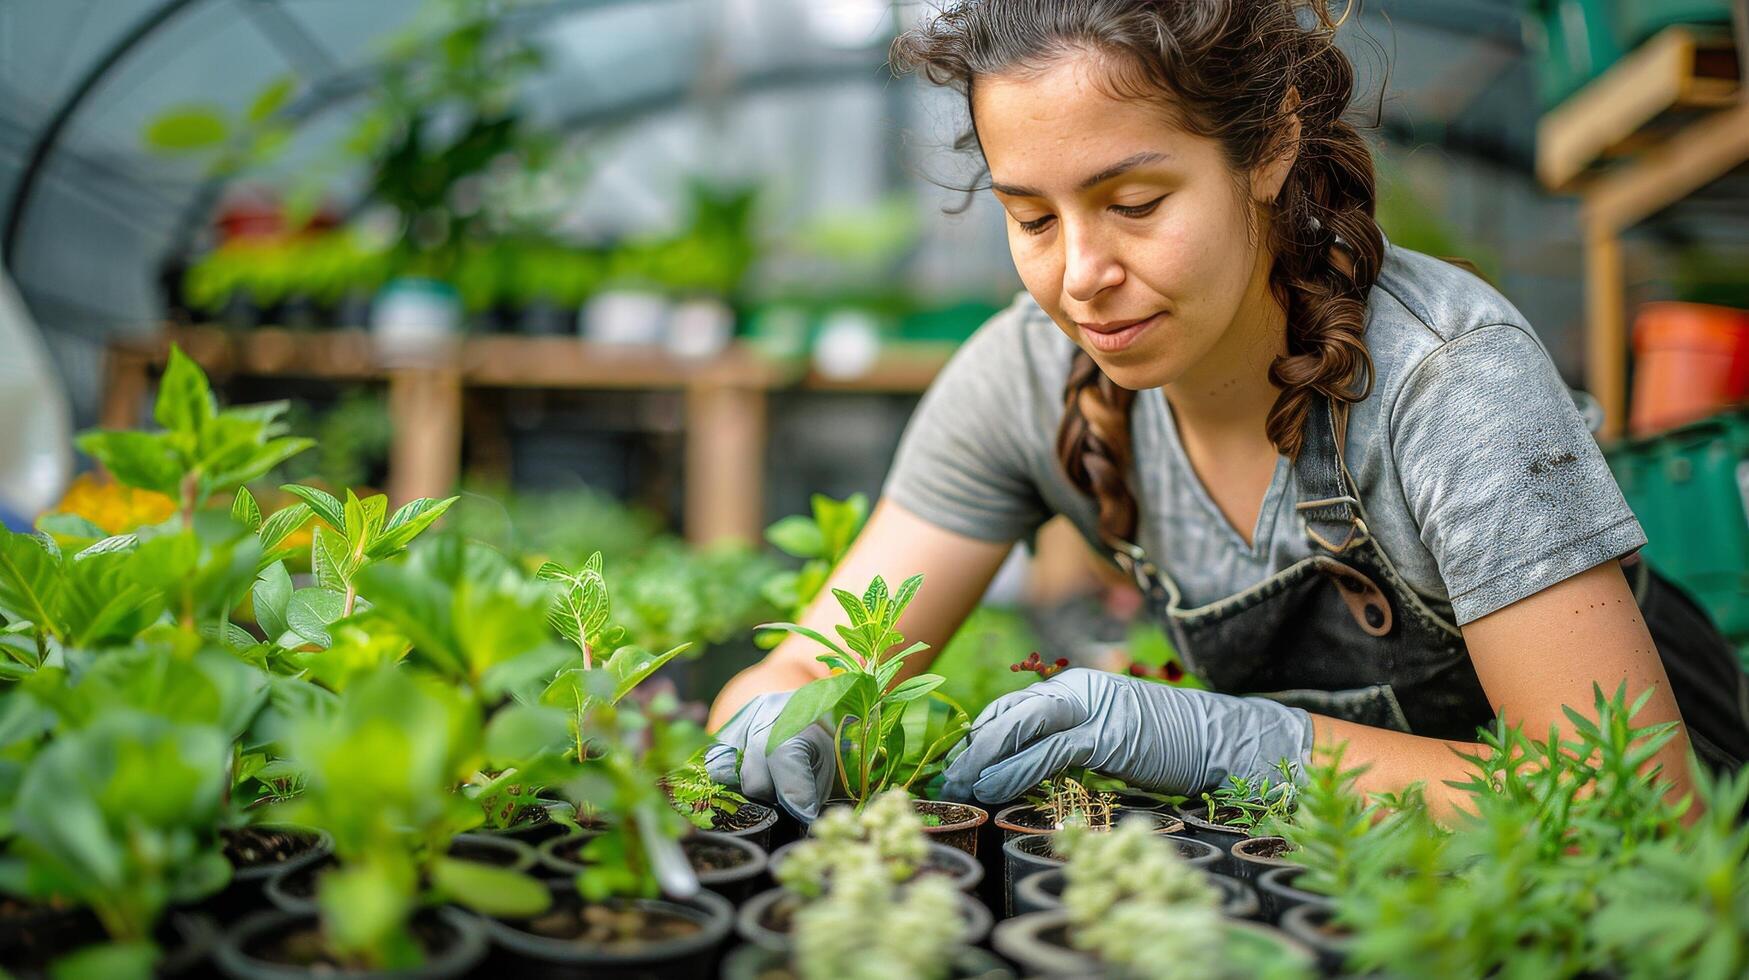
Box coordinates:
[890,574,923,623]
[830,588,867,625]
[342,490,366,550]
[61,551,163,647]
[483,702,571,764]
[246,77,295,124]
[50,939,159,980]
[35,513,106,543]
[280,484,344,531]
[605,642,692,704]
[765,672,859,753]
[885,674,944,704]
[252,561,293,643]
[862,576,889,619]
[286,588,348,647]
[764,515,824,558]
[310,524,349,592]
[753,622,851,662]
[257,502,311,553]
[431,858,551,918]
[368,496,457,558]
[73,432,182,497]
[143,106,229,152]
[154,345,216,435]
[74,534,138,560]
[202,437,313,495]
[231,487,262,531]
[0,529,64,638]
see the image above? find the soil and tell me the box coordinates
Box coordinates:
[1001,805,1057,832]
[757,894,799,935]
[1241,838,1295,860]
[246,913,456,968]
[914,800,978,828]
[683,837,752,875]
[1014,835,1058,861]
[222,827,321,870]
[1195,804,1251,830]
[521,900,702,947]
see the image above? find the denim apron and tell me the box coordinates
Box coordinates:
[1110,395,1749,769]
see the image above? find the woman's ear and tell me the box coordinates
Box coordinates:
[1250,89,1302,205]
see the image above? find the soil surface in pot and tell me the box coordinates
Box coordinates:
[223,827,320,870]
[915,800,978,828]
[1240,838,1295,860]
[244,914,458,969]
[683,837,754,874]
[446,838,527,867]
[1186,804,1252,830]
[999,804,1124,832]
[521,901,702,947]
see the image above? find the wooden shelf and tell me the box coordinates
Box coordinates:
[102,326,956,545]
[1537,16,1749,439]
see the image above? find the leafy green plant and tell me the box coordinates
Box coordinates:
[76,346,313,528]
[1199,758,1300,830]
[758,493,868,649]
[536,551,691,703]
[272,665,547,969]
[665,759,749,832]
[0,713,231,974]
[1025,774,1116,830]
[758,574,967,806]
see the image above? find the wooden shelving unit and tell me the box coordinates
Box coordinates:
[1536,15,1749,439]
[101,326,955,546]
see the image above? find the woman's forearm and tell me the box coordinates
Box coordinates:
[1309,715,1485,824]
[707,648,826,731]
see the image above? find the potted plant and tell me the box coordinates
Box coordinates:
[993,819,1314,980]
[755,573,985,853]
[665,759,780,851]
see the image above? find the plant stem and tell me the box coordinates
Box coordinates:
[179,472,199,531]
[832,715,855,800]
[343,583,357,618]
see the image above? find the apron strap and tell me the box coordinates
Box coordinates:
[1293,395,1366,554]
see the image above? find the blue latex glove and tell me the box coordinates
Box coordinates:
[704,691,838,822]
[941,668,1315,805]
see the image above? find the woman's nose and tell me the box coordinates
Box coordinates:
[1061,220,1125,302]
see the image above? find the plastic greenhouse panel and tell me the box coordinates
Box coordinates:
[1606,410,1749,657]
[1611,0,1736,49]
[1524,0,1625,107]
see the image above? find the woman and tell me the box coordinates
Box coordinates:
[706,0,1749,822]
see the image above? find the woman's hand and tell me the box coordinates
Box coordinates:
[942,668,1315,804]
[704,691,838,822]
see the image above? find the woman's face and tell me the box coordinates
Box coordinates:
[973,52,1286,392]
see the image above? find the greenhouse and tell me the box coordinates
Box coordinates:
[2,0,1749,977]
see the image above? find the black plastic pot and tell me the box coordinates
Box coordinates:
[993,909,1314,978]
[536,830,766,902]
[1171,802,1257,874]
[1256,865,1333,925]
[267,835,536,915]
[1279,901,1351,975]
[734,886,993,953]
[702,800,779,852]
[720,941,1013,979]
[767,840,982,893]
[476,881,732,980]
[476,803,575,846]
[157,910,222,978]
[991,803,1183,848]
[915,800,989,856]
[1227,835,1299,883]
[1210,874,1262,920]
[215,907,486,979]
[1000,832,1216,918]
[0,900,105,971]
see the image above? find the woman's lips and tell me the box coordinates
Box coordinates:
[1079,311,1163,354]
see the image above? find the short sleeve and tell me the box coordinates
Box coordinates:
[1389,323,1646,624]
[881,301,1054,543]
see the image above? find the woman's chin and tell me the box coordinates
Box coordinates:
[1089,352,1180,391]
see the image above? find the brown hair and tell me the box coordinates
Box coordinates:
[890,0,1383,549]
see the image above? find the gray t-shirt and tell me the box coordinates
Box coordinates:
[883,243,1646,626]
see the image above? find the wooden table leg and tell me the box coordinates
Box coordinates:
[387,367,463,505]
[685,382,766,546]
[1583,222,1627,440]
[100,345,152,431]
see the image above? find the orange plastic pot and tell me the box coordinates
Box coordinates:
[1630,302,1749,437]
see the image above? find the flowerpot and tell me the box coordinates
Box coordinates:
[1279,901,1351,975]
[268,835,536,915]
[1171,802,1257,874]
[0,899,104,974]
[1227,835,1299,884]
[915,800,988,856]
[157,910,222,978]
[1001,831,1213,917]
[476,802,575,846]
[734,886,993,953]
[705,799,779,852]
[477,881,732,980]
[1210,875,1262,920]
[371,278,462,366]
[583,289,671,346]
[1012,866,1067,918]
[216,907,486,979]
[720,940,1014,980]
[767,840,983,893]
[665,297,735,360]
[993,909,1314,979]
[1256,865,1332,925]
[993,803,1183,848]
[203,825,332,921]
[539,830,766,904]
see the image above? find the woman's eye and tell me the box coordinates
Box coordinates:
[1015,214,1055,236]
[1110,195,1166,218]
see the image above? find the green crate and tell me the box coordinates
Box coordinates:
[1606,409,1749,649]
[1612,0,1734,49]
[1523,0,1626,106]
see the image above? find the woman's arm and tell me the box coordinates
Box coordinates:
[1314,558,1697,823]
[707,497,1015,729]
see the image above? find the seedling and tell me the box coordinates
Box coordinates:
[758,493,868,649]
[538,551,691,700]
[1026,774,1116,830]
[757,574,968,805]
[665,759,750,832]
[1199,758,1300,830]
